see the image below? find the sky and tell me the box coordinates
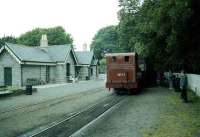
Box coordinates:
[0,0,119,51]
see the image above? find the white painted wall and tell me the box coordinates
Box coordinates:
[187,74,200,97]
[166,72,200,97]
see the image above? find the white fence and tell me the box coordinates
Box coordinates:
[164,72,200,97]
[187,74,200,97]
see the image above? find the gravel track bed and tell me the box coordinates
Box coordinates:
[71,87,174,137]
[31,95,125,137]
[71,87,200,137]
[0,87,111,137]
[0,87,104,120]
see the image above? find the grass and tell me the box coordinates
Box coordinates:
[141,89,200,137]
[0,86,7,91]
[0,86,36,95]
[0,86,24,95]
[7,86,21,90]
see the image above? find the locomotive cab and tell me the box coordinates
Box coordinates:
[105,53,140,93]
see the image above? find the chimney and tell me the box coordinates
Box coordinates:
[83,42,87,51]
[40,34,48,48]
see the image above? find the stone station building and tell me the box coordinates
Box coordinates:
[0,35,98,87]
[75,51,98,80]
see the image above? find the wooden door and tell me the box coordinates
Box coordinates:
[66,63,70,80]
[46,66,50,83]
[4,67,12,86]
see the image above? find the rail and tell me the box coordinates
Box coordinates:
[0,87,105,120]
[18,94,125,137]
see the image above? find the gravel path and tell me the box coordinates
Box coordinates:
[70,87,181,137]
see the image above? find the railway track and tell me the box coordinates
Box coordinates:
[18,94,125,137]
[0,87,105,120]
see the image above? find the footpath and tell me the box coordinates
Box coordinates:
[0,80,105,112]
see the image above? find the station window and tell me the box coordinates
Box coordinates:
[112,56,116,63]
[125,56,129,62]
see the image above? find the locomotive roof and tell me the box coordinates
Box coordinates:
[105,52,136,56]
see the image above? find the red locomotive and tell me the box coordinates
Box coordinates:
[105,53,141,94]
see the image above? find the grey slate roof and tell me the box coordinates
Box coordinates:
[5,43,72,63]
[75,51,96,65]
[45,45,71,62]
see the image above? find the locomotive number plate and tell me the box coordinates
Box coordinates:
[117,72,126,77]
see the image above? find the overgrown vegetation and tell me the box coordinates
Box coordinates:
[141,90,200,137]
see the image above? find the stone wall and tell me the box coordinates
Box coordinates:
[0,66,3,86]
[90,66,97,80]
[13,66,21,86]
[78,66,89,80]
[55,51,76,83]
[66,51,76,78]
[0,50,21,87]
[21,65,42,86]
[49,66,56,83]
[55,64,66,83]
[22,65,58,86]
[77,65,98,80]
[40,66,47,82]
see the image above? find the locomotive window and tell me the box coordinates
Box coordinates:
[125,56,129,62]
[112,56,116,63]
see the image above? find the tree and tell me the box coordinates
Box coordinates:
[118,0,141,52]
[118,0,199,73]
[99,58,106,74]
[90,25,121,59]
[183,0,200,73]
[17,26,73,46]
[0,36,17,48]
